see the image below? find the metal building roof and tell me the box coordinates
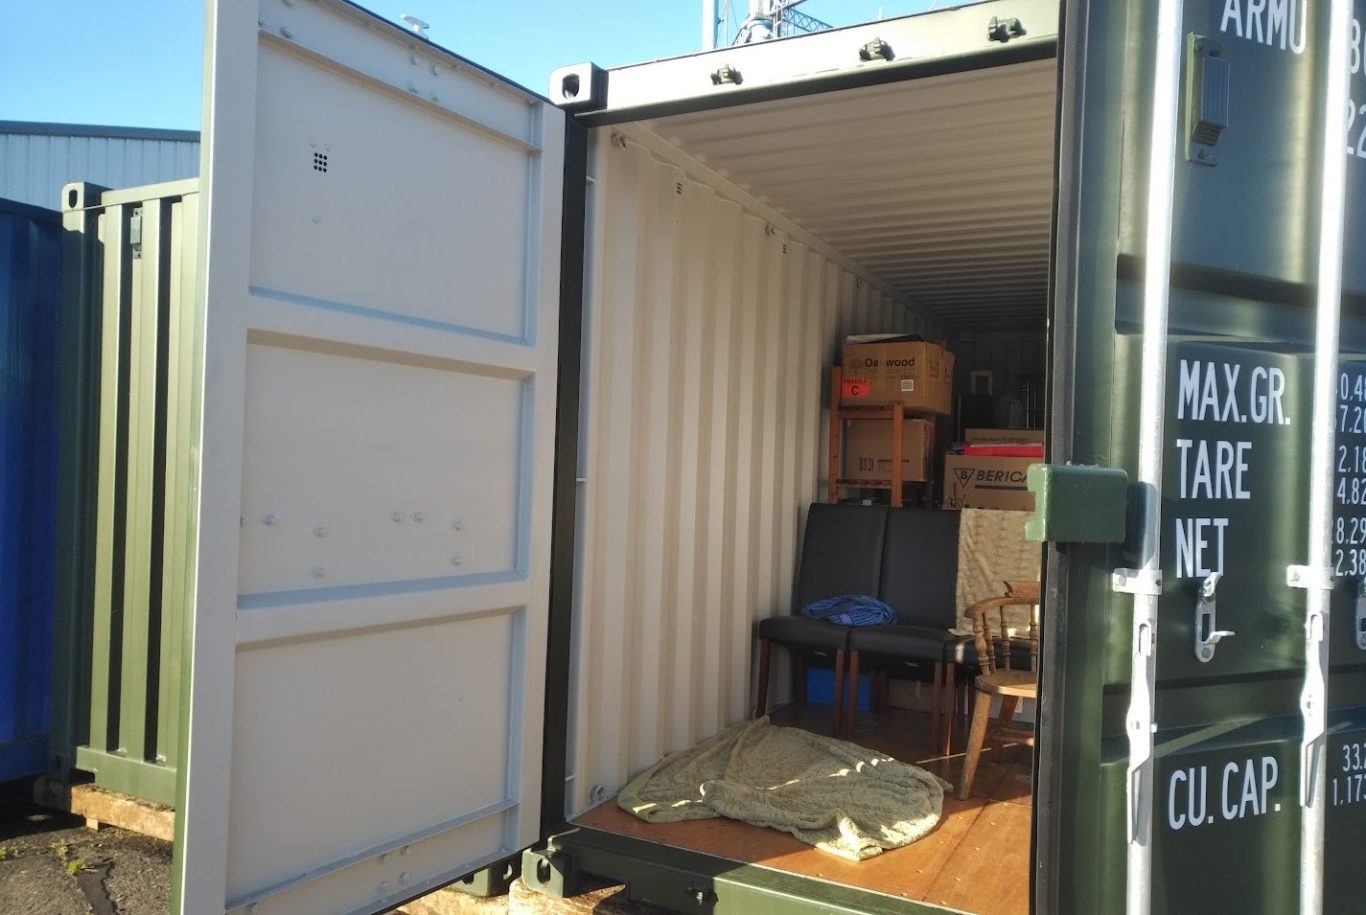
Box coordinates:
[643,57,1057,330]
[0,120,200,210]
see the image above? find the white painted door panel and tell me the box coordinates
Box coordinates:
[178,2,563,913]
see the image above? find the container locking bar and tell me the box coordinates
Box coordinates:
[1293,1,1353,911]
[1122,0,1186,909]
[1194,572,1233,663]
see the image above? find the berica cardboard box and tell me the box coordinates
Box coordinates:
[964,428,1045,446]
[840,340,953,414]
[943,454,1037,511]
[843,418,934,483]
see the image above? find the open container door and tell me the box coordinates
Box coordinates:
[1042,0,1365,911]
[174,2,565,913]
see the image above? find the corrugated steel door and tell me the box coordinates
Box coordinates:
[1041,0,1365,911]
[0,199,60,783]
[176,2,564,913]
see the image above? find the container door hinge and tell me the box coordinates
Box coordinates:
[859,38,894,62]
[129,208,143,259]
[1185,35,1230,165]
[710,64,741,86]
[1286,564,1334,591]
[987,16,1025,43]
[1112,568,1162,596]
[1194,572,1234,662]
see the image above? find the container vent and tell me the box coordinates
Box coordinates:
[312,152,329,173]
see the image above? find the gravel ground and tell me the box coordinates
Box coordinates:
[0,802,171,915]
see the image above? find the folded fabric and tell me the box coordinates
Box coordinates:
[801,594,896,627]
[618,717,948,860]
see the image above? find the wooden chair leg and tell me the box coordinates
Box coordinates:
[880,671,891,714]
[794,660,807,703]
[755,639,772,718]
[831,649,847,737]
[845,650,861,738]
[959,689,994,800]
[930,661,944,753]
[998,695,1020,728]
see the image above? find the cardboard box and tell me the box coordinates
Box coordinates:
[965,427,1045,446]
[943,454,1038,511]
[840,340,954,414]
[843,419,933,483]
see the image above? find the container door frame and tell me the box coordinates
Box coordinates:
[175,3,566,912]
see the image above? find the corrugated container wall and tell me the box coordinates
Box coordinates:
[0,198,61,781]
[48,180,201,806]
[564,124,940,814]
[0,122,200,211]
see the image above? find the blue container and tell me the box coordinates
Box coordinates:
[804,667,871,711]
[0,199,60,782]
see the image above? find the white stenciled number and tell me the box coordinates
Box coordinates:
[1353,17,1363,74]
[1346,100,1366,159]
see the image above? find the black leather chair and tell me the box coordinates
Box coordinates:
[755,503,888,736]
[847,507,963,748]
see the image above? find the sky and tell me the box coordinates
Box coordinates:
[0,0,962,131]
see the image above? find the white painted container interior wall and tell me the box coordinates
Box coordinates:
[563,123,942,814]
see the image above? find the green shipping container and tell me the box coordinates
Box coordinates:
[50,180,201,807]
[99,0,1366,912]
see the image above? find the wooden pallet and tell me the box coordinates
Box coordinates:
[33,777,175,843]
[400,878,663,915]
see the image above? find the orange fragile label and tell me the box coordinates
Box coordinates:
[842,377,870,399]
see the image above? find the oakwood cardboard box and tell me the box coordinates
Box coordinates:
[840,339,954,414]
[965,428,1045,446]
[942,454,1037,511]
[843,418,934,483]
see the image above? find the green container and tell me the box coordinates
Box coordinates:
[49,179,202,806]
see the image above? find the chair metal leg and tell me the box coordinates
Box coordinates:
[755,639,772,718]
[940,663,960,757]
[845,650,861,739]
[959,689,994,800]
[930,661,944,753]
[831,649,847,737]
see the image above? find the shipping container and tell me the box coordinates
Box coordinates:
[0,198,60,783]
[48,180,201,805]
[155,0,1365,912]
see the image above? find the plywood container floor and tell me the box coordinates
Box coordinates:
[574,705,1033,915]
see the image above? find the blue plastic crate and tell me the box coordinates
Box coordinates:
[804,667,871,710]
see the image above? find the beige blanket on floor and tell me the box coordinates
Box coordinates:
[616,718,949,861]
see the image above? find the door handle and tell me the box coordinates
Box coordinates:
[1194,572,1234,663]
